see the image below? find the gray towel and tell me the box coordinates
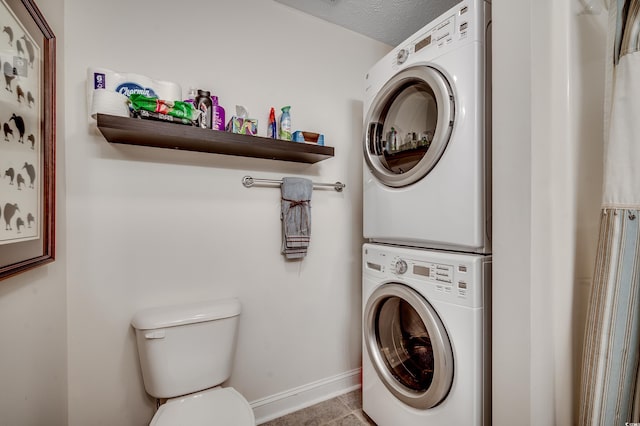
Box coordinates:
[281,177,312,259]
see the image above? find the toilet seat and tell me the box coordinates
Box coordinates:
[150,387,255,426]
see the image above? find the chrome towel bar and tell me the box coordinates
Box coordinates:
[242,175,345,192]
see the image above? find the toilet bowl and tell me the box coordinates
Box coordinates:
[150,387,254,426]
[131,298,255,425]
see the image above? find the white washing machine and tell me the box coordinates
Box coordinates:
[363,0,492,253]
[362,243,491,425]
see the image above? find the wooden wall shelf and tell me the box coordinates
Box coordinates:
[96,114,335,164]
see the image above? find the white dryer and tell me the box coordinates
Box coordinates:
[363,0,492,253]
[362,243,491,426]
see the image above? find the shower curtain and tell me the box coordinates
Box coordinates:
[579,1,640,424]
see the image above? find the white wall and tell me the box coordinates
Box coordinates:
[493,0,606,424]
[565,1,607,423]
[492,0,533,421]
[64,1,390,425]
[0,0,67,425]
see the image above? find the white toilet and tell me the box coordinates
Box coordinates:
[131,298,255,425]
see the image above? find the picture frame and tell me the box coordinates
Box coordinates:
[0,0,55,281]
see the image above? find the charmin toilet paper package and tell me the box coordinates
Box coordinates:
[89,90,129,119]
[86,67,182,120]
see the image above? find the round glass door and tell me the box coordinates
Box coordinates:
[364,66,454,188]
[364,283,453,409]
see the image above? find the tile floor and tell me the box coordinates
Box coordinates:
[260,389,376,426]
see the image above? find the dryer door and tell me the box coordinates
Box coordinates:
[364,283,453,409]
[364,65,454,188]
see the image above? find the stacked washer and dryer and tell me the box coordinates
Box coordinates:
[361,1,492,425]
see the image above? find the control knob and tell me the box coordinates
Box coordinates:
[396,48,409,65]
[394,259,408,275]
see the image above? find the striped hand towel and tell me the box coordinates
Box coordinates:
[281,177,312,259]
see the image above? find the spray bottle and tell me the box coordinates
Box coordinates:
[268,107,277,138]
[279,106,291,141]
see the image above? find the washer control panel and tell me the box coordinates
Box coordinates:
[391,256,453,284]
[363,244,488,307]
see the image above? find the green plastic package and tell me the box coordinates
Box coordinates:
[129,94,200,121]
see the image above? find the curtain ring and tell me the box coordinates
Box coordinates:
[629,211,636,220]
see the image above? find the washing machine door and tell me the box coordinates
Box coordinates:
[364,65,454,188]
[364,283,454,409]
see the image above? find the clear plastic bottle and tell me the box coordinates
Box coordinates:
[185,87,197,105]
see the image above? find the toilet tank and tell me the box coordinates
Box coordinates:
[131,298,241,399]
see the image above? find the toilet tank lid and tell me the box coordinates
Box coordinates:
[131,298,241,330]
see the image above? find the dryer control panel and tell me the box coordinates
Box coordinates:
[388,0,480,73]
[395,16,456,66]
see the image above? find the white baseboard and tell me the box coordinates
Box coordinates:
[250,368,362,425]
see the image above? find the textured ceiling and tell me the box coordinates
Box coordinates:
[274,0,461,46]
